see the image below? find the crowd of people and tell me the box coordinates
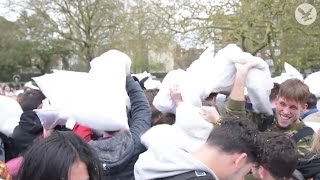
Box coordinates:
[0,83,17,99]
[0,55,320,180]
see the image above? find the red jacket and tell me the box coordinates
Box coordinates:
[72,124,93,142]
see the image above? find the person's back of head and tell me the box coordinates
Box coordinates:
[307,93,317,110]
[254,132,298,179]
[145,89,162,125]
[18,131,103,180]
[269,83,280,102]
[152,113,176,126]
[145,89,159,106]
[206,117,260,163]
[202,92,218,106]
[18,89,45,112]
[278,79,309,104]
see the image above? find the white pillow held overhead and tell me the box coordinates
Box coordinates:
[33,50,131,131]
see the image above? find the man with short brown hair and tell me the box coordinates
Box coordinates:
[225,62,313,156]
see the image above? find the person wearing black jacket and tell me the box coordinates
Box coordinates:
[297,130,320,180]
[12,111,43,156]
[12,89,45,156]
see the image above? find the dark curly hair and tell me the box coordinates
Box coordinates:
[206,117,260,163]
[257,132,298,179]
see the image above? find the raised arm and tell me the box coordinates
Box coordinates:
[219,62,257,118]
[126,75,151,145]
[229,63,251,101]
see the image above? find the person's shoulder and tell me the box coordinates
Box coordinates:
[288,122,314,139]
[304,112,320,123]
[284,120,308,132]
[294,124,314,149]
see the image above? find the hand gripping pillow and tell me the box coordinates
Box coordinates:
[152,69,186,113]
[152,69,202,113]
[203,44,273,115]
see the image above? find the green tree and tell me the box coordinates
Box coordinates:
[4,0,176,73]
[7,0,127,71]
[105,0,174,73]
[17,11,73,74]
[151,0,320,72]
[0,16,35,79]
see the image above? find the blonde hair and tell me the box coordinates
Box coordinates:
[311,129,320,154]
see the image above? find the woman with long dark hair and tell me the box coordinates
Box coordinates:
[18,131,103,180]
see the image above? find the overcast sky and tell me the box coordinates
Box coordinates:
[0,7,18,21]
[0,1,25,22]
[0,4,18,21]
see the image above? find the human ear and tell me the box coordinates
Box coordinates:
[234,153,248,167]
[300,103,308,114]
[258,166,267,179]
[303,103,308,111]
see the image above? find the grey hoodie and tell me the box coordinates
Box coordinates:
[89,75,151,179]
[134,143,218,180]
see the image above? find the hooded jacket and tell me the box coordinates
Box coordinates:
[12,111,43,155]
[89,75,151,180]
[134,143,218,180]
[297,154,320,180]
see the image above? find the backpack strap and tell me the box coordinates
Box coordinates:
[258,108,276,132]
[259,114,274,132]
[291,126,314,143]
[161,170,216,180]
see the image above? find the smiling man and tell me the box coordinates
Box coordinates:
[223,62,313,157]
[275,80,308,128]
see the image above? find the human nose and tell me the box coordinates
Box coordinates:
[282,106,291,114]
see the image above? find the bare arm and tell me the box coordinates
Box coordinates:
[230,63,256,101]
[218,62,258,118]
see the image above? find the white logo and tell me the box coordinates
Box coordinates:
[295,3,317,25]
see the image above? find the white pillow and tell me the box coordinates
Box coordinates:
[153,69,201,113]
[284,62,303,81]
[305,71,320,98]
[141,102,212,152]
[33,50,130,131]
[198,44,273,115]
[0,95,22,136]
